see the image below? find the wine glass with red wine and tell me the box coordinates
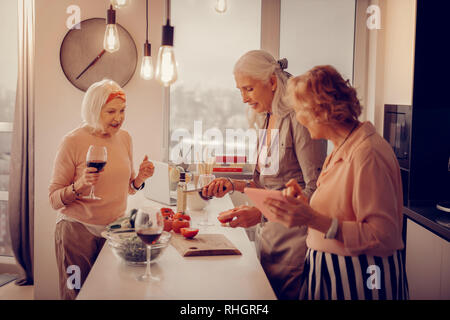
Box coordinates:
[135,207,164,282]
[83,145,107,200]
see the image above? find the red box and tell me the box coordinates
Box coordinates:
[215,155,247,164]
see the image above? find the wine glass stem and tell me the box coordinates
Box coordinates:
[89,185,95,198]
[145,245,152,277]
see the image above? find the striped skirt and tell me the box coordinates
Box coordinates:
[299,248,409,300]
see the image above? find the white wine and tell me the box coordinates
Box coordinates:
[176,172,187,213]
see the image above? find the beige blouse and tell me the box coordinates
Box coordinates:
[308,122,405,257]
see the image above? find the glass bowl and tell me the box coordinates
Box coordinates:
[102,230,172,265]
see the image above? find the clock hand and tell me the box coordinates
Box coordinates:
[75,49,106,80]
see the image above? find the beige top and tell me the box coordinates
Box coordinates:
[254,109,327,299]
[308,121,405,257]
[49,126,137,227]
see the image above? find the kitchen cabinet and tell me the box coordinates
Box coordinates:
[406,218,450,299]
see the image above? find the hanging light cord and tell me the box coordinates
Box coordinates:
[146,0,149,41]
[166,0,171,22]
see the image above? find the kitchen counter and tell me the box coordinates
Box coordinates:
[403,205,450,242]
[77,192,277,300]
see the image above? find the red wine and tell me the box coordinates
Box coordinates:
[136,228,162,245]
[87,160,106,172]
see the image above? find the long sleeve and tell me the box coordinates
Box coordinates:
[341,149,403,255]
[307,122,404,257]
[48,136,77,210]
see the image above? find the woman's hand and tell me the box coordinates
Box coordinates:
[202,178,233,198]
[282,178,308,204]
[263,195,316,229]
[74,167,101,191]
[218,205,262,228]
[136,155,154,183]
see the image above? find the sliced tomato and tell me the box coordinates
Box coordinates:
[161,207,175,217]
[180,228,199,239]
[217,213,233,223]
[172,218,190,233]
[163,216,173,232]
[173,212,191,221]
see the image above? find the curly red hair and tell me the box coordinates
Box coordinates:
[287,65,361,125]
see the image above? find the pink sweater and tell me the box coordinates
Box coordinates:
[307,122,404,257]
[49,126,137,226]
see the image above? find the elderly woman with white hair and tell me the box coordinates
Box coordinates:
[49,79,154,300]
[202,50,327,299]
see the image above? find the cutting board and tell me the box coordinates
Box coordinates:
[170,233,242,257]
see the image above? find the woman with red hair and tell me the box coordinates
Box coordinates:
[264,65,409,300]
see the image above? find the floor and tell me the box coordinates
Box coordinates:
[0,281,34,300]
[0,258,34,300]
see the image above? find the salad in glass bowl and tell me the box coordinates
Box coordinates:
[103,209,172,265]
[102,230,172,265]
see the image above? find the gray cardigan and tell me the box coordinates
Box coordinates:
[252,108,327,300]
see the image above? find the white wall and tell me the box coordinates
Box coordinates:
[382,0,416,106]
[34,0,164,299]
[355,0,416,133]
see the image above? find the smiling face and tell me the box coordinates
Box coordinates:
[98,97,126,136]
[234,72,276,114]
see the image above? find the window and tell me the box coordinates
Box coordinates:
[0,0,18,257]
[169,0,261,166]
[280,0,356,82]
[280,0,356,154]
[168,0,356,164]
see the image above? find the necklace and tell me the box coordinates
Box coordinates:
[257,112,277,171]
[326,122,359,168]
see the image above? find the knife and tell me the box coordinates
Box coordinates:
[184,187,227,200]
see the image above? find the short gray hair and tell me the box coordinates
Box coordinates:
[81,79,124,130]
[233,50,291,128]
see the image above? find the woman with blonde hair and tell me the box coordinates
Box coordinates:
[203,50,327,299]
[264,65,409,300]
[49,79,154,299]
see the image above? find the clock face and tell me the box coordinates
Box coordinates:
[60,18,138,92]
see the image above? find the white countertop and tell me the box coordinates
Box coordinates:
[77,192,276,300]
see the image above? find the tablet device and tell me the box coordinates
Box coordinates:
[244,187,287,219]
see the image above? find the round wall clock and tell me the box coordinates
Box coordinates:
[60,18,138,92]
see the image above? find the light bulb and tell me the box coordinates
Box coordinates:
[111,0,130,9]
[103,24,120,53]
[140,56,154,80]
[215,0,227,13]
[155,45,178,86]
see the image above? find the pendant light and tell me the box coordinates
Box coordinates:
[155,0,178,87]
[215,0,227,13]
[140,0,154,80]
[110,0,130,10]
[103,5,120,53]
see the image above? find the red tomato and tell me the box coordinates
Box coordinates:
[172,218,190,233]
[173,212,191,221]
[161,208,174,217]
[217,213,233,223]
[180,228,199,239]
[163,216,173,232]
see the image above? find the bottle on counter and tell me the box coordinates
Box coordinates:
[176,172,187,213]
